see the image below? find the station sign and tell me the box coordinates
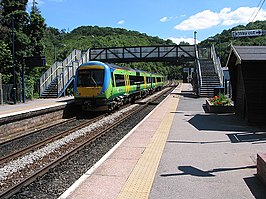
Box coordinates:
[232,29,263,38]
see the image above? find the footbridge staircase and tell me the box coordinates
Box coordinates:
[39,49,90,98]
[194,45,223,97]
[39,44,223,98]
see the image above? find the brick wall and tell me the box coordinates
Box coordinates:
[257,153,266,186]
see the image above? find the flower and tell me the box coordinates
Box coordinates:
[209,93,232,106]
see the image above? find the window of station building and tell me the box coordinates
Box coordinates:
[115,74,125,87]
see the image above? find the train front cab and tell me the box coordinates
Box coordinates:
[74,62,112,111]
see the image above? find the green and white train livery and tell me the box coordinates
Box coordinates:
[74,61,165,111]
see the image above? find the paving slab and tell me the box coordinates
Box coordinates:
[149,84,266,199]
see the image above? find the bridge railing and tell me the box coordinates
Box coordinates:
[89,45,196,62]
[195,45,202,95]
[210,45,223,86]
[39,49,82,96]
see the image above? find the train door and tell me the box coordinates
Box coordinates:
[125,74,130,93]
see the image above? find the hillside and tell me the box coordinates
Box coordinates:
[200,20,266,66]
[44,26,174,63]
[43,26,181,79]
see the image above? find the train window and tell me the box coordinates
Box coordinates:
[77,69,104,87]
[157,77,162,82]
[115,74,125,87]
[152,77,156,83]
[129,75,144,85]
[129,75,135,85]
[146,77,151,83]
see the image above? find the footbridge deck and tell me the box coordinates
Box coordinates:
[89,45,196,63]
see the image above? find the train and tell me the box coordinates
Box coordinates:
[74,61,165,111]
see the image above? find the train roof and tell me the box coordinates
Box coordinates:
[79,61,163,76]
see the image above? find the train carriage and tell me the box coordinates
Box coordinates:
[74,61,164,111]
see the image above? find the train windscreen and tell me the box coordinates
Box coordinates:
[77,69,104,87]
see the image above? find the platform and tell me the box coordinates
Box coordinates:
[59,83,266,199]
[0,96,74,119]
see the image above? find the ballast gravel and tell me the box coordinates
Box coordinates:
[0,105,137,183]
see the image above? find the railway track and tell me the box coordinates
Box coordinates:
[0,85,175,198]
[0,115,105,165]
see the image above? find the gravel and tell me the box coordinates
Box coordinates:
[7,88,172,198]
[0,105,137,189]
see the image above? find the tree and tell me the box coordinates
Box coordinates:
[0,0,30,84]
[27,1,46,58]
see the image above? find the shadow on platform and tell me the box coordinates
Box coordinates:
[244,176,266,199]
[160,165,256,177]
[160,165,266,198]
[188,114,266,135]
[173,91,199,99]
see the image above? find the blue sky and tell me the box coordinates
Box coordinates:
[28,0,266,44]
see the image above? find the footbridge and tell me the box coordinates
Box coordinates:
[89,45,196,63]
[39,44,223,98]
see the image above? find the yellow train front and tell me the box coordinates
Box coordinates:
[74,61,165,111]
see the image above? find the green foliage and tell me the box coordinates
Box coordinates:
[209,93,233,106]
[0,0,46,103]
[0,41,12,82]
[200,20,266,67]
[43,25,179,78]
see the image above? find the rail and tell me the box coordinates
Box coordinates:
[195,45,202,95]
[0,86,173,198]
[210,44,223,86]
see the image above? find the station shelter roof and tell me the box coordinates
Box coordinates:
[226,45,266,67]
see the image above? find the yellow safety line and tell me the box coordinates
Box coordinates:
[117,85,181,199]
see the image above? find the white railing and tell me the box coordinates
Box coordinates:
[57,50,91,97]
[195,45,202,95]
[210,45,223,86]
[79,49,90,65]
[57,61,80,97]
[39,49,82,95]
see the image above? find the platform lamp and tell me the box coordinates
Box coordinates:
[12,14,17,104]
[194,31,197,45]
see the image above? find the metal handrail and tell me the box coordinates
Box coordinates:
[210,45,223,86]
[39,49,82,96]
[195,45,202,95]
[57,50,89,97]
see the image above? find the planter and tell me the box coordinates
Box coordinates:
[206,100,234,113]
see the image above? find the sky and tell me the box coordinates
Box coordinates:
[28,0,266,44]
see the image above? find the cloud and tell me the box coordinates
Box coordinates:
[160,17,168,22]
[168,37,200,45]
[160,16,179,22]
[117,20,125,25]
[174,7,266,30]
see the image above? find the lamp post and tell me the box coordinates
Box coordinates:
[92,35,96,48]
[194,31,197,45]
[53,43,66,63]
[12,14,17,104]
[207,37,221,57]
[54,44,56,63]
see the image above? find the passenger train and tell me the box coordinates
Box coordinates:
[74,61,165,111]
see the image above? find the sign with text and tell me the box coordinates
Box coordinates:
[232,29,263,38]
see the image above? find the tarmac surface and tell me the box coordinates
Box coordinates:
[1,84,266,198]
[149,83,266,198]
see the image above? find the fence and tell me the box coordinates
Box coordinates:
[1,84,23,105]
